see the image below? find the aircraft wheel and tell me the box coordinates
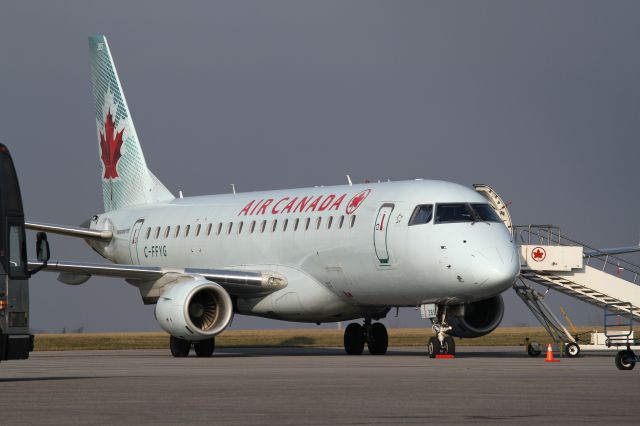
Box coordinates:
[565,342,580,358]
[194,338,215,357]
[615,350,636,371]
[443,336,456,356]
[427,337,441,358]
[344,323,365,355]
[367,323,388,355]
[170,336,191,357]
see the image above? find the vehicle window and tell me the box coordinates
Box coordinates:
[195,224,201,237]
[350,215,356,228]
[184,225,190,237]
[327,216,333,229]
[409,205,433,226]
[174,225,181,238]
[470,204,502,223]
[283,219,288,232]
[8,225,26,278]
[435,203,474,224]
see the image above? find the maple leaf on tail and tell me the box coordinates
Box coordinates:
[100,108,125,179]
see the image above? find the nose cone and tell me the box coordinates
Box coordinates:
[472,242,520,292]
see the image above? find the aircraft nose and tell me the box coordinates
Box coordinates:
[472,243,520,291]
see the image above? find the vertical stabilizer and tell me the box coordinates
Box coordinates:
[89,35,174,212]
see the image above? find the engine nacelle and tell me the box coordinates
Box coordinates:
[446,295,504,338]
[155,278,234,341]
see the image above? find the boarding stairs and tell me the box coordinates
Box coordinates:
[474,186,640,351]
[515,225,640,322]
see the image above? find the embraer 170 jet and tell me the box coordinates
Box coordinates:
[27,35,520,358]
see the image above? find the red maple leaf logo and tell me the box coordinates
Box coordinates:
[531,247,546,262]
[100,108,124,179]
[346,189,371,214]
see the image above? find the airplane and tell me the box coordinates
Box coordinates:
[26,35,520,358]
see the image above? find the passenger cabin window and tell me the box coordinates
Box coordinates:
[409,205,433,226]
[338,215,344,229]
[304,218,311,231]
[250,221,256,233]
[145,227,151,239]
[435,204,474,224]
[327,216,333,229]
[237,221,243,234]
[316,217,322,230]
[227,222,233,235]
[271,220,277,232]
[217,223,222,235]
[174,225,181,238]
[195,224,201,237]
[184,225,190,237]
[294,218,300,231]
[470,204,502,223]
[283,219,288,232]
[164,226,171,238]
[260,220,266,233]
[155,227,161,239]
[350,215,356,228]
[206,223,212,236]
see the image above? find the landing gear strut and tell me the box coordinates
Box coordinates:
[428,306,455,358]
[343,318,388,355]
[169,336,216,358]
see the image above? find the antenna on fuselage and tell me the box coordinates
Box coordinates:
[178,190,184,199]
[346,175,352,186]
[230,184,236,194]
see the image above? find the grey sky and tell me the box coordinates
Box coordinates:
[1,1,639,332]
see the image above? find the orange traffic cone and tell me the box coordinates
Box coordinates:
[545,344,560,363]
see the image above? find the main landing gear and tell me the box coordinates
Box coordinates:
[343,318,388,355]
[169,336,216,358]
[428,306,456,358]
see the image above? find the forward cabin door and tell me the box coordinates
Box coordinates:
[374,203,394,264]
[129,219,145,264]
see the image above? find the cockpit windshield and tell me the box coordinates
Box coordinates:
[470,203,502,223]
[435,203,502,224]
[435,203,475,223]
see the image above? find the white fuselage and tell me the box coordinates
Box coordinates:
[88,180,519,323]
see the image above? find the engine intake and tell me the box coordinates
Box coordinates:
[447,295,504,338]
[155,278,233,340]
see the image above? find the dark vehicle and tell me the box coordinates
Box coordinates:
[0,144,33,361]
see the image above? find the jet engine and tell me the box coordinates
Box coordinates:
[446,295,504,338]
[155,278,234,341]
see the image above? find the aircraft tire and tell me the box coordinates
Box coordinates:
[344,323,365,355]
[170,336,191,357]
[443,336,455,356]
[427,337,441,358]
[367,323,388,355]
[615,350,636,370]
[194,338,215,357]
[565,342,580,358]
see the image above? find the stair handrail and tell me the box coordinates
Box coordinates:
[515,225,640,284]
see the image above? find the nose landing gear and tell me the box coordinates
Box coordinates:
[428,307,456,358]
[343,318,389,355]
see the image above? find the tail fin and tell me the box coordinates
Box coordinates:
[89,35,174,212]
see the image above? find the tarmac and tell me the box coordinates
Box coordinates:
[0,346,638,425]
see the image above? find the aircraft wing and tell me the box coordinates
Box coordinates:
[27,260,287,296]
[25,221,113,241]
[584,245,640,257]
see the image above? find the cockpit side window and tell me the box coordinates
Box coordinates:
[470,204,502,223]
[408,205,433,226]
[435,203,474,223]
